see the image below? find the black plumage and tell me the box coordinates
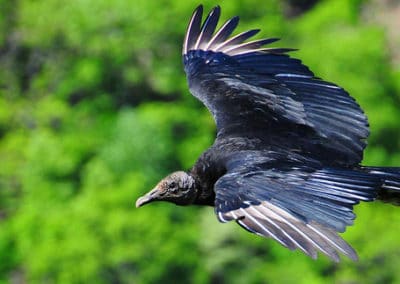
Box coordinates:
[136,5,400,261]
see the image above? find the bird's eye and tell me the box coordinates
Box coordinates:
[169,182,179,193]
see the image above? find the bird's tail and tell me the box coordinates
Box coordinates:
[363,166,400,205]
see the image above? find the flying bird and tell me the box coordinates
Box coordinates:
[136,5,400,261]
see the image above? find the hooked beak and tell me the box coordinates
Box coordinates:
[136,187,162,208]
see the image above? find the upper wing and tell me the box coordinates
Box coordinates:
[214,150,380,261]
[183,5,369,165]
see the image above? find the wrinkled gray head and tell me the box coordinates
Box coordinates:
[136,171,197,207]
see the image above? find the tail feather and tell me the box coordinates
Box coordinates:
[364,167,400,205]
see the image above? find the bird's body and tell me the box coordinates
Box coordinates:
[136,5,400,261]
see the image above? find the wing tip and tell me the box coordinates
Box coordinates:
[183,5,204,55]
[183,6,289,57]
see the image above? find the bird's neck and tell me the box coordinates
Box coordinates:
[175,173,214,206]
[190,148,227,206]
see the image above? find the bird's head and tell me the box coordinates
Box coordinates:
[136,171,197,207]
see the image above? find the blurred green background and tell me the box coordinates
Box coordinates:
[1,0,400,283]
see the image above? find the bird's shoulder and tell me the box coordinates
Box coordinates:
[191,136,290,183]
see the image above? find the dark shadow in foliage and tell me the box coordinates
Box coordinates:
[283,0,320,18]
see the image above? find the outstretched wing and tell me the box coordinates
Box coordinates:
[183,5,369,166]
[214,150,380,261]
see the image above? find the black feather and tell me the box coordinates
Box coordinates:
[195,6,220,50]
[214,29,261,51]
[183,5,203,54]
[206,16,239,49]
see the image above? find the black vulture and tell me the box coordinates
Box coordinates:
[136,5,400,261]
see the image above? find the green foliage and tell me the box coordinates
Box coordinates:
[1,0,399,283]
